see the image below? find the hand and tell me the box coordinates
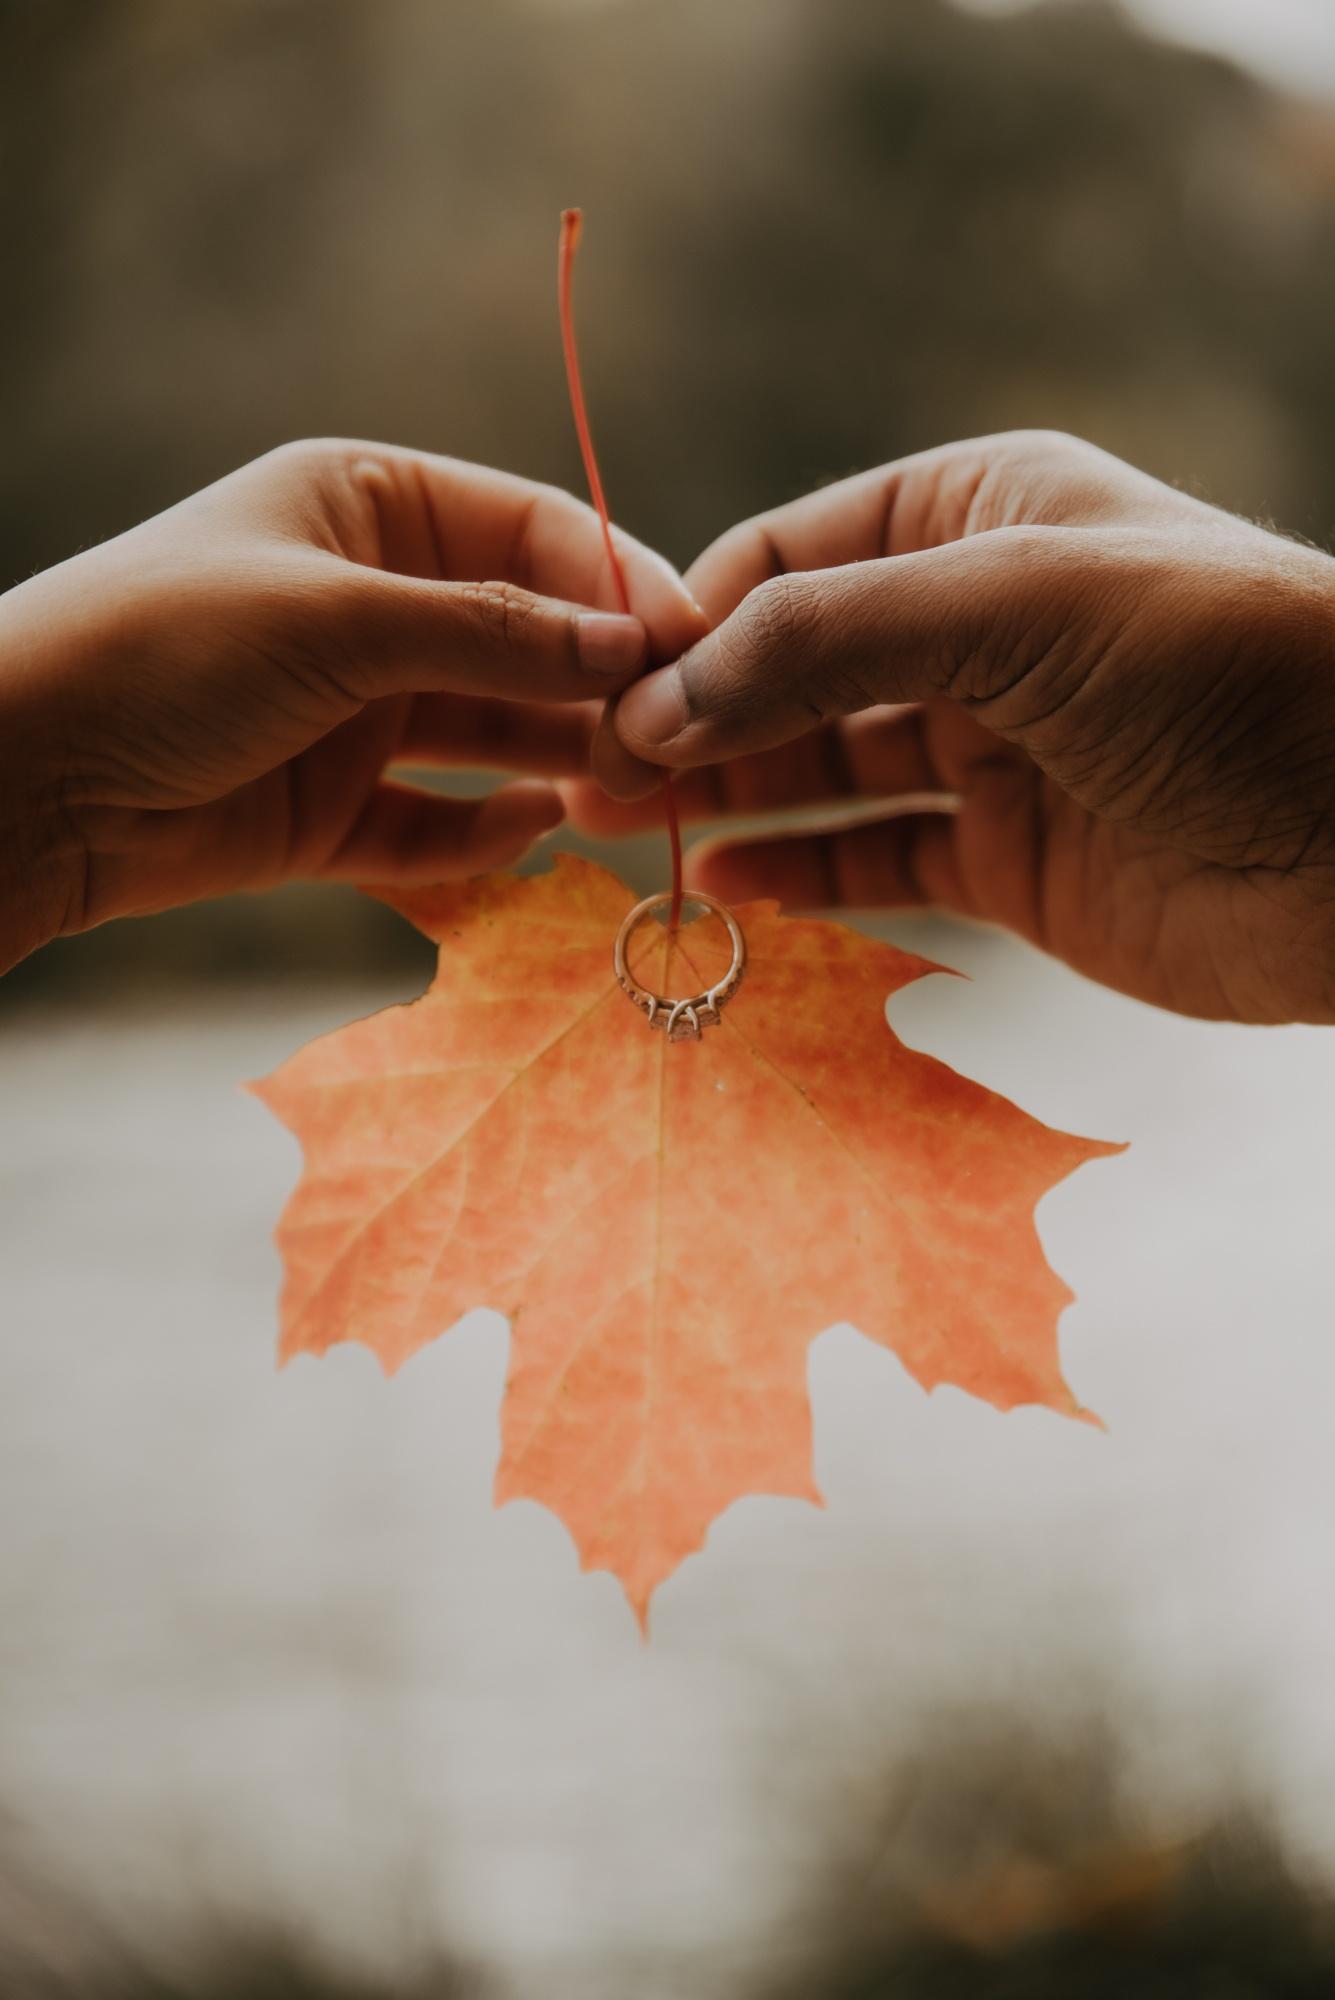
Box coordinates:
[572,431,1335,1023]
[0,439,701,973]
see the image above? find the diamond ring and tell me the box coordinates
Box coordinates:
[613,892,747,1041]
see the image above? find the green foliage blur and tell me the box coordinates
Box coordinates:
[4,0,1334,991]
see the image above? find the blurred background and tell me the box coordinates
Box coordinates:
[4,1,1335,1993]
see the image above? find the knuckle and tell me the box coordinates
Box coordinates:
[684,573,806,721]
[455,578,548,655]
[249,441,389,548]
[937,527,1079,707]
[734,572,806,659]
[708,509,785,576]
[709,515,768,564]
[993,427,1092,472]
[280,571,376,702]
[987,430,1129,527]
[695,570,873,730]
[258,437,363,485]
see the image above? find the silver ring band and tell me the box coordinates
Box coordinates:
[613,892,746,1041]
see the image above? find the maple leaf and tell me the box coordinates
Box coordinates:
[251,854,1119,1625]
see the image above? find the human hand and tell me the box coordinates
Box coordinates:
[573,431,1335,1023]
[0,439,701,973]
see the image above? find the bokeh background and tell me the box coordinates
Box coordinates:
[4,2,1335,1993]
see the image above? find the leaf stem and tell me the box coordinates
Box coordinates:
[558,208,683,933]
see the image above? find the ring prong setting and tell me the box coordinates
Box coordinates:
[614,893,746,1040]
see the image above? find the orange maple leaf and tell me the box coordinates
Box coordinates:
[251,854,1119,1624]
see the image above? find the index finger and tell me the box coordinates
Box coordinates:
[597,446,993,801]
[684,429,1156,626]
[390,451,707,666]
[684,442,996,625]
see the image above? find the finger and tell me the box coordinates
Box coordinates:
[683,431,1162,625]
[565,707,942,835]
[316,558,653,704]
[511,476,707,663]
[69,750,564,924]
[615,530,1075,771]
[684,456,961,624]
[318,778,566,884]
[562,763,725,834]
[602,477,982,798]
[589,695,666,800]
[339,447,707,665]
[395,694,598,776]
[593,434,1136,800]
[689,807,967,915]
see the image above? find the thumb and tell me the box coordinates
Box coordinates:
[301,558,652,706]
[611,527,1101,771]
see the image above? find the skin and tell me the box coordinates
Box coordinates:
[5,429,1335,1023]
[571,431,1335,1024]
[0,438,703,975]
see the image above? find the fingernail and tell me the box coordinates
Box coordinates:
[617,667,687,748]
[577,612,646,677]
